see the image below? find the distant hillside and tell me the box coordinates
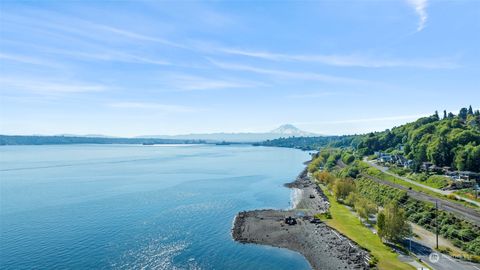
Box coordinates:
[0,135,205,145]
[0,125,317,145]
[259,106,480,172]
[258,135,360,150]
[137,124,318,143]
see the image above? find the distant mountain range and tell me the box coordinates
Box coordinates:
[0,125,319,145]
[137,124,319,142]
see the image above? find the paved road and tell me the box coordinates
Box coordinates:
[367,160,480,207]
[409,224,480,270]
[405,239,480,270]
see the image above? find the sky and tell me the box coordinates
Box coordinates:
[0,0,479,137]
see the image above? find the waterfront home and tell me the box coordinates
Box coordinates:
[420,163,445,173]
[376,152,393,163]
[421,162,434,172]
[458,171,480,181]
[445,171,480,188]
[375,151,413,168]
[380,155,393,163]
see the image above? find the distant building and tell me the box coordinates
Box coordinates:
[421,162,434,172]
[375,151,412,168]
[446,171,480,187]
[458,171,480,181]
[380,155,393,163]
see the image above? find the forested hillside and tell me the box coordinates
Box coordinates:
[259,106,480,172]
[357,106,480,172]
[258,135,360,150]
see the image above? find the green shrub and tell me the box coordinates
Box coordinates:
[368,255,378,267]
[424,175,451,189]
[355,177,480,256]
[342,152,355,164]
[315,212,332,219]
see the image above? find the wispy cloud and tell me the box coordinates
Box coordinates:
[2,12,186,50]
[407,0,428,32]
[108,102,197,113]
[288,91,358,99]
[208,59,369,84]
[46,48,171,66]
[88,23,187,49]
[295,113,429,125]
[161,74,266,91]
[0,76,108,97]
[219,47,457,69]
[0,53,61,68]
[1,13,181,69]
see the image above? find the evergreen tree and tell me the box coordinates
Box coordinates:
[459,108,468,120]
[434,110,439,120]
[454,149,467,171]
[412,144,427,172]
[468,105,474,115]
[448,112,455,118]
[427,137,451,166]
[443,110,447,119]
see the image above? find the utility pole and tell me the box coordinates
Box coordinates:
[409,233,412,253]
[475,182,478,200]
[435,200,439,249]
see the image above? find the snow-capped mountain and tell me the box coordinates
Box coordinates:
[270,124,316,136]
[138,124,319,143]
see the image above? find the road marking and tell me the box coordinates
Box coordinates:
[440,253,455,262]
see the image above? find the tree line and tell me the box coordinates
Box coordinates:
[260,106,480,172]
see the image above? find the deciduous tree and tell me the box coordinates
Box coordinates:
[333,178,355,202]
[377,202,411,243]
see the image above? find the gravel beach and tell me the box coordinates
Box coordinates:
[232,168,370,270]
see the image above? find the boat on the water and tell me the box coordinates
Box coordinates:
[142,142,155,145]
[215,141,231,145]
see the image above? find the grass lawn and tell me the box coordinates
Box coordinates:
[454,189,480,203]
[319,185,415,270]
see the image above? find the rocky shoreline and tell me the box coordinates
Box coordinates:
[232,168,370,270]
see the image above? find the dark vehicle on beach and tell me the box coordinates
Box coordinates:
[309,194,315,199]
[285,216,297,225]
[310,218,321,224]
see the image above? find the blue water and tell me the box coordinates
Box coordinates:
[0,144,312,269]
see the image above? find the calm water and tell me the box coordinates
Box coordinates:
[0,144,312,270]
